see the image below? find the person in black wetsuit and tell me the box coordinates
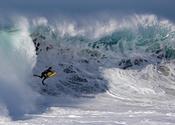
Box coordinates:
[34,67,53,85]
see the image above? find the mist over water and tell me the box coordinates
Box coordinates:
[0,18,38,119]
[0,0,175,21]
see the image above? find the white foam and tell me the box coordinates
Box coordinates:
[0,17,38,119]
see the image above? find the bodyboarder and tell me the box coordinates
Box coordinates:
[34,67,56,85]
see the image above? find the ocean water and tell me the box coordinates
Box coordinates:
[1,14,175,124]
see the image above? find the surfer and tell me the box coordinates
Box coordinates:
[34,67,56,85]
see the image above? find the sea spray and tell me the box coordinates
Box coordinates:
[0,17,38,119]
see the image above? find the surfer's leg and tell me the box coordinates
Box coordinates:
[33,74,42,78]
[42,77,47,85]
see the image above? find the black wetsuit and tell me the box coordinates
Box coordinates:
[41,68,52,85]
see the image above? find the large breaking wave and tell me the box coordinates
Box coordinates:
[30,14,175,93]
[1,14,175,120]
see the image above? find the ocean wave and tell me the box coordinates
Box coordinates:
[1,14,175,119]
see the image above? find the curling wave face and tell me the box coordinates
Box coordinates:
[30,14,175,99]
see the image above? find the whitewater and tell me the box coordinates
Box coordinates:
[1,15,175,125]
